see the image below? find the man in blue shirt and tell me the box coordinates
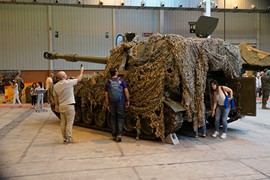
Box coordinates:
[105,68,130,142]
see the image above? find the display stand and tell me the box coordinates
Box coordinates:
[35,89,48,113]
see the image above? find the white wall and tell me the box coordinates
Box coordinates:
[0,4,269,70]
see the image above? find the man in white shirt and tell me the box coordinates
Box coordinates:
[53,67,83,144]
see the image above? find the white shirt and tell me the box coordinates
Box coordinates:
[13,83,19,93]
[53,79,78,106]
[214,86,227,106]
[256,77,261,88]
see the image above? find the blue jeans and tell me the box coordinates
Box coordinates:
[110,103,125,137]
[195,123,206,136]
[215,105,230,133]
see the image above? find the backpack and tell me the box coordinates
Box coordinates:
[108,77,123,103]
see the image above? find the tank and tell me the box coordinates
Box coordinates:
[44,34,256,141]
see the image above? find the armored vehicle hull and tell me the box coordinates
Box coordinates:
[45,34,256,141]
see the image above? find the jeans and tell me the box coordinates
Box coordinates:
[37,93,44,109]
[110,103,125,137]
[195,123,206,136]
[215,105,230,133]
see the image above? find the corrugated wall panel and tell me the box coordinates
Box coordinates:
[260,14,270,52]
[164,10,202,37]
[1,4,270,72]
[0,4,48,70]
[164,10,257,45]
[115,9,159,40]
[52,7,112,70]
[211,12,257,44]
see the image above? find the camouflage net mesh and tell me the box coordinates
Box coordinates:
[77,34,242,140]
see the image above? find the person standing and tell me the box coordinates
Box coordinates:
[15,72,24,102]
[53,67,84,144]
[10,79,22,108]
[36,82,45,110]
[210,79,233,139]
[256,72,262,98]
[46,73,55,106]
[105,68,130,142]
[30,83,38,109]
[261,69,270,109]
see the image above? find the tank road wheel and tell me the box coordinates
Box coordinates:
[140,118,154,135]
[94,109,106,128]
[124,113,136,132]
[74,104,82,123]
[82,109,94,125]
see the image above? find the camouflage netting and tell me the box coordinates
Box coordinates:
[239,42,270,67]
[77,34,242,141]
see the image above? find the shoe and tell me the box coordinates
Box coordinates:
[112,136,116,141]
[19,105,22,108]
[221,133,227,139]
[116,136,122,142]
[212,131,219,138]
[202,134,206,138]
[262,105,270,109]
[194,134,198,138]
[65,139,77,144]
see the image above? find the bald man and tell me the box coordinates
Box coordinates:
[53,67,84,144]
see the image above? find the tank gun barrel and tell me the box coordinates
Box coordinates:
[43,52,108,64]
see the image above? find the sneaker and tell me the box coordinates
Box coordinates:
[221,133,227,139]
[116,136,122,142]
[202,134,206,138]
[65,139,77,145]
[212,131,219,138]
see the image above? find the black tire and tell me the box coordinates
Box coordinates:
[94,109,106,128]
[124,113,136,132]
[82,109,94,124]
[74,104,82,123]
[140,118,154,135]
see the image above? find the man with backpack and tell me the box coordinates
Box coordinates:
[105,68,130,142]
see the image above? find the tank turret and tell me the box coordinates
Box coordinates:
[44,34,256,141]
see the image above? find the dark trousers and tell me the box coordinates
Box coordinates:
[262,89,270,105]
[110,103,125,137]
[31,95,37,106]
[256,88,262,97]
[19,90,22,102]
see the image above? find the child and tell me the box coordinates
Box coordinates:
[36,81,45,109]
[30,83,38,109]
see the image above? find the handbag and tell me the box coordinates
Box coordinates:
[221,86,235,109]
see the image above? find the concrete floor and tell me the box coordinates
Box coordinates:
[0,101,270,180]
